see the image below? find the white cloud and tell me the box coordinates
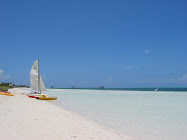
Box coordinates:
[181,73,187,80]
[169,73,187,82]
[125,65,139,70]
[127,65,133,69]
[144,49,151,54]
[104,76,113,84]
[0,70,10,79]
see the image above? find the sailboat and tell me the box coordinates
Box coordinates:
[30,59,46,94]
[154,88,159,92]
[29,59,57,100]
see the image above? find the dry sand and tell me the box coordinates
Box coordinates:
[0,88,133,140]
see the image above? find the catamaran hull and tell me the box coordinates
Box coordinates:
[27,94,46,97]
[28,95,36,98]
[36,97,57,100]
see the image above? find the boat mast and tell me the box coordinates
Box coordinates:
[38,59,40,94]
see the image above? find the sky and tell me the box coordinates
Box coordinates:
[0,0,187,88]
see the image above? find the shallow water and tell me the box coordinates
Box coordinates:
[46,89,187,140]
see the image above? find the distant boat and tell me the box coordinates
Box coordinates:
[99,86,104,89]
[72,86,75,89]
[155,88,159,91]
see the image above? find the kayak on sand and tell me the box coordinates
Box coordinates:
[36,95,57,100]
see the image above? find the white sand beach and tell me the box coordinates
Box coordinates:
[0,88,133,140]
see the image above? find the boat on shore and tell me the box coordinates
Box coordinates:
[0,91,14,96]
[29,59,57,100]
[36,94,57,100]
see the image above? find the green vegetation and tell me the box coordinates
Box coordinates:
[0,83,13,91]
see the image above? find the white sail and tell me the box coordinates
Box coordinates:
[39,75,46,91]
[30,59,46,92]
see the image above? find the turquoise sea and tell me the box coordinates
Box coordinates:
[57,87,187,91]
[46,88,187,140]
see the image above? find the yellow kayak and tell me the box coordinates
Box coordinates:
[0,92,14,96]
[36,95,57,100]
[36,97,57,100]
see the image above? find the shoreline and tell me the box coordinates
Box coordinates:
[48,100,133,140]
[0,88,133,140]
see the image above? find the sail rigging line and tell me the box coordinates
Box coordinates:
[38,59,40,93]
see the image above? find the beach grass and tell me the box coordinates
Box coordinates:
[0,85,12,91]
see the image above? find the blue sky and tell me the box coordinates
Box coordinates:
[0,0,187,88]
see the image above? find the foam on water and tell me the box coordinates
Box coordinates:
[46,89,187,140]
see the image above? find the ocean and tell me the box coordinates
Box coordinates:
[46,88,187,140]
